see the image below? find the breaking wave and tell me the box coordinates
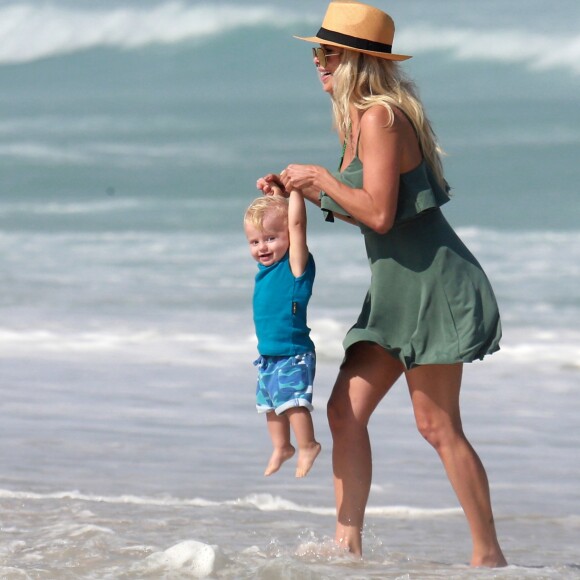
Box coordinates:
[0,2,578,75]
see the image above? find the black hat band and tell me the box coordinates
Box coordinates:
[316,27,393,54]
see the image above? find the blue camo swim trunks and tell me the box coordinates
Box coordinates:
[254,352,316,415]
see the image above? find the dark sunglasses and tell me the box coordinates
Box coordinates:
[312,46,341,68]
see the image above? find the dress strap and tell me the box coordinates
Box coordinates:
[338,122,352,170]
[324,123,352,223]
[354,127,362,156]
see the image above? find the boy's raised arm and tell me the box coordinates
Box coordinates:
[288,189,309,278]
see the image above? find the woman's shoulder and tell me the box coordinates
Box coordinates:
[360,103,412,133]
[358,104,411,152]
[360,103,422,169]
[360,103,394,128]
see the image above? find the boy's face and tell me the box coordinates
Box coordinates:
[244,210,289,267]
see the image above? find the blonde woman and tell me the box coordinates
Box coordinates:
[257,0,507,567]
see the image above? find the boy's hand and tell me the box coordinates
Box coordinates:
[256,173,288,197]
[269,184,286,197]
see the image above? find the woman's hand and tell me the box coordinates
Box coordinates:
[279,164,323,192]
[256,173,287,197]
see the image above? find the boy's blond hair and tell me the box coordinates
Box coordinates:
[244,195,288,231]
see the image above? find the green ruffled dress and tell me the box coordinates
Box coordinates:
[320,155,501,369]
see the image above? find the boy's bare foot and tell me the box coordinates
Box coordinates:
[264,445,295,476]
[295,442,321,478]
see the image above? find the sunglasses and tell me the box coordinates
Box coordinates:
[312,46,341,68]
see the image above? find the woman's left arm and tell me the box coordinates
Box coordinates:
[280,106,404,234]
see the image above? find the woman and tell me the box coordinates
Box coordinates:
[257,0,507,567]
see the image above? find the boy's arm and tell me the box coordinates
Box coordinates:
[287,189,309,278]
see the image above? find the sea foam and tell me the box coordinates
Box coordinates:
[0,489,461,520]
[399,25,580,75]
[0,2,308,64]
[139,540,227,577]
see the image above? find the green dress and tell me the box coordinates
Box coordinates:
[320,155,501,370]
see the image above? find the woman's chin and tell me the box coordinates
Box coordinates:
[320,74,333,93]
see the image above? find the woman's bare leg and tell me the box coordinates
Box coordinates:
[406,364,507,567]
[264,412,295,476]
[286,407,321,478]
[327,343,404,555]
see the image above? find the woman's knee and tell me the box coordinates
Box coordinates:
[407,364,464,449]
[414,413,464,450]
[326,388,350,433]
[415,416,440,447]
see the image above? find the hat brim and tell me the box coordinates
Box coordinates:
[293,35,412,61]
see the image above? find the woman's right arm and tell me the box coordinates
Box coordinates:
[280,106,410,235]
[256,173,356,224]
[256,173,321,202]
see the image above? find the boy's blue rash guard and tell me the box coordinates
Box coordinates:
[253,251,315,356]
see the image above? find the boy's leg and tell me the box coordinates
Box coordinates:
[286,407,321,478]
[264,412,295,476]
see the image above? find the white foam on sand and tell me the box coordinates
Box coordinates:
[0,489,462,520]
[137,540,227,577]
[0,488,220,508]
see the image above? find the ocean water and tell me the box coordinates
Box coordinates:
[1,1,579,578]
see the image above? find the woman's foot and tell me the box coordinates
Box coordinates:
[471,546,508,568]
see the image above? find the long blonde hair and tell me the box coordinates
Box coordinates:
[331,50,447,189]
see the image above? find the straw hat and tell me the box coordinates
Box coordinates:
[294,0,411,61]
